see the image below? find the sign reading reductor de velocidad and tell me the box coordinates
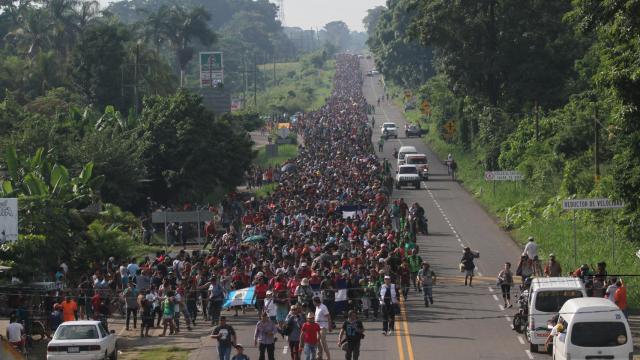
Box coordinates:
[562,198,625,210]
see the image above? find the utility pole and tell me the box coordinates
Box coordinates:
[534,100,540,141]
[254,53,258,108]
[595,106,600,183]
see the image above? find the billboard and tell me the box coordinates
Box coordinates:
[0,198,18,244]
[200,52,224,87]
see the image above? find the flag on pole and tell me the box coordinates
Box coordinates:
[223,286,255,309]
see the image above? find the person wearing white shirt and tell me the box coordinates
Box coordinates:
[6,315,24,349]
[313,297,332,360]
[379,275,398,335]
[523,236,538,260]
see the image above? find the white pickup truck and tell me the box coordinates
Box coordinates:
[395,165,421,190]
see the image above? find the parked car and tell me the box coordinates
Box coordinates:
[47,320,117,360]
[381,122,398,138]
[405,124,423,138]
[395,165,421,190]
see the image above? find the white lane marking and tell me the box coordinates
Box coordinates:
[505,316,513,323]
[499,304,505,311]
[477,271,483,277]
[459,243,465,248]
[492,294,499,301]
[457,238,462,242]
[518,335,525,345]
[525,350,534,360]
[452,230,457,234]
[488,287,494,293]
[283,345,288,354]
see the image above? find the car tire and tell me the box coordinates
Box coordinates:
[415,182,420,190]
[529,343,537,353]
[110,348,118,360]
[395,183,400,190]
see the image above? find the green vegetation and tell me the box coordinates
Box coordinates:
[254,144,298,168]
[251,52,336,114]
[368,0,640,304]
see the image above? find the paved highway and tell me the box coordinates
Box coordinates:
[192,59,546,360]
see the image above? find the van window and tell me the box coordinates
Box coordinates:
[571,322,627,347]
[534,290,583,312]
[399,152,416,160]
[407,157,427,164]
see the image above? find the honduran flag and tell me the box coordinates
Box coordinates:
[334,278,349,314]
[223,286,255,309]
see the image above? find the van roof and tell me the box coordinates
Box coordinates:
[405,154,426,158]
[559,297,622,323]
[531,277,585,291]
[398,146,417,152]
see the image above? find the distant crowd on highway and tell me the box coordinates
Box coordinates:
[5,54,438,360]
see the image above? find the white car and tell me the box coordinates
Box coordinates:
[395,164,421,190]
[47,320,117,360]
[381,122,398,138]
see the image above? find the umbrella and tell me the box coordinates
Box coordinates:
[281,163,297,173]
[243,234,267,243]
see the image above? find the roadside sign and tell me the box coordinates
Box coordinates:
[200,52,224,87]
[484,171,523,181]
[0,198,18,244]
[443,120,456,136]
[562,198,625,210]
[421,100,431,115]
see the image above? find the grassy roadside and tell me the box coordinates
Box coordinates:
[248,59,335,114]
[254,144,298,167]
[396,97,640,306]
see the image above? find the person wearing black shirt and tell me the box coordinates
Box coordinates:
[339,310,364,360]
[211,316,236,360]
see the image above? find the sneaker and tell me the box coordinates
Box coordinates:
[388,330,393,335]
[382,331,387,335]
[508,304,513,308]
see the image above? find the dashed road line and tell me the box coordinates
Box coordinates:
[517,336,525,345]
[525,349,534,360]
[283,345,288,354]
[492,294,499,302]
[488,287,494,293]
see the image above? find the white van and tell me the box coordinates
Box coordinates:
[397,146,417,166]
[527,277,586,353]
[553,297,633,360]
[405,154,429,180]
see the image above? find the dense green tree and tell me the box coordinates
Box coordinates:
[363,6,386,36]
[324,21,350,51]
[139,90,254,203]
[70,21,130,111]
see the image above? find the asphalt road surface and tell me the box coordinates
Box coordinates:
[194,59,545,360]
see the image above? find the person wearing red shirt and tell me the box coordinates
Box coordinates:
[614,279,628,318]
[300,312,321,360]
[253,273,268,316]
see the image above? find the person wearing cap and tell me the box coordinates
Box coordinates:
[300,312,321,360]
[231,344,250,360]
[264,290,278,322]
[211,316,236,360]
[296,278,314,313]
[283,304,305,360]
[543,253,562,277]
[417,262,436,307]
[379,275,398,335]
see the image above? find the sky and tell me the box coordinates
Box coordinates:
[271,0,386,32]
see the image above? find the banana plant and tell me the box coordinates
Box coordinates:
[0,145,104,206]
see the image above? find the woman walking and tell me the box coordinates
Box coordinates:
[497,262,514,308]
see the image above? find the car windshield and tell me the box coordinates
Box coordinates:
[407,158,427,164]
[383,124,396,129]
[399,167,417,174]
[54,325,99,340]
[534,290,583,312]
[571,322,627,347]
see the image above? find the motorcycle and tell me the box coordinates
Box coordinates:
[512,286,529,333]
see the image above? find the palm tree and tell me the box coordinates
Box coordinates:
[4,7,52,57]
[138,4,171,54]
[43,0,80,59]
[163,5,216,87]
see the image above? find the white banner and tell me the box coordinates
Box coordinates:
[562,198,625,210]
[0,198,18,243]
